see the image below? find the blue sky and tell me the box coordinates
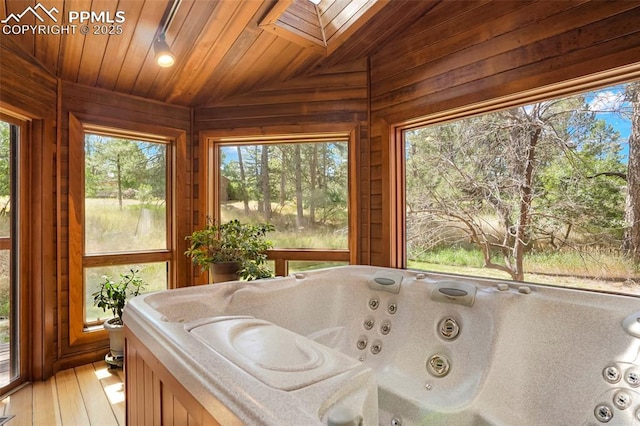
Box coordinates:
[586,84,633,159]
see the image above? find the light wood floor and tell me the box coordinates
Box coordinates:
[0,361,124,426]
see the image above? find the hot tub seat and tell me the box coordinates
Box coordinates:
[186,316,362,391]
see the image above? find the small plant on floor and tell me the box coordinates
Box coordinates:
[92,269,145,325]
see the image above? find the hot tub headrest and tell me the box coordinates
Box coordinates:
[368,271,403,294]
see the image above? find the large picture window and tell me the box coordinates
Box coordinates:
[206,131,357,277]
[69,116,175,344]
[82,134,169,323]
[404,81,640,296]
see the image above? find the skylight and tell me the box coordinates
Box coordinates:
[260,0,384,55]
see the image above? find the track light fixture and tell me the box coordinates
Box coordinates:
[154,33,175,67]
[154,0,181,67]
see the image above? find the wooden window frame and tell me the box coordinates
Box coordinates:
[199,124,359,280]
[389,65,640,273]
[0,111,30,394]
[68,113,184,347]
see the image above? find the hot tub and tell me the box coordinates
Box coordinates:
[123,265,640,425]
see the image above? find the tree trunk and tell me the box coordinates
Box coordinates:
[261,146,271,221]
[237,147,249,214]
[255,146,263,213]
[624,82,640,262]
[310,145,317,225]
[116,153,123,210]
[294,145,304,229]
[279,147,286,207]
[513,124,541,281]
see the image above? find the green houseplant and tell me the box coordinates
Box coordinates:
[185,218,275,282]
[92,269,145,363]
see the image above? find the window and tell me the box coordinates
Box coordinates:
[206,131,356,277]
[0,113,28,393]
[69,116,175,344]
[404,81,639,296]
[0,119,15,387]
[82,134,169,323]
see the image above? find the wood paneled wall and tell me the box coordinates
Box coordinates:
[0,38,57,118]
[0,37,58,381]
[366,0,640,266]
[194,59,370,265]
[57,82,192,369]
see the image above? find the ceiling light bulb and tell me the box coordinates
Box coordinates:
[154,34,175,67]
[156,52,175,67]
[308,0,321,4]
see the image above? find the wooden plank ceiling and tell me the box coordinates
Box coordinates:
[0,0,438,107]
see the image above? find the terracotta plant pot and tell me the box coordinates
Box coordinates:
[103,317,124,358]
[211,262,240,283]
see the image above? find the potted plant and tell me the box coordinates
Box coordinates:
[185,218,275,282]
[92,269,145,365]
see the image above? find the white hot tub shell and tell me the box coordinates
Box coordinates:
[123,265,640,425]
